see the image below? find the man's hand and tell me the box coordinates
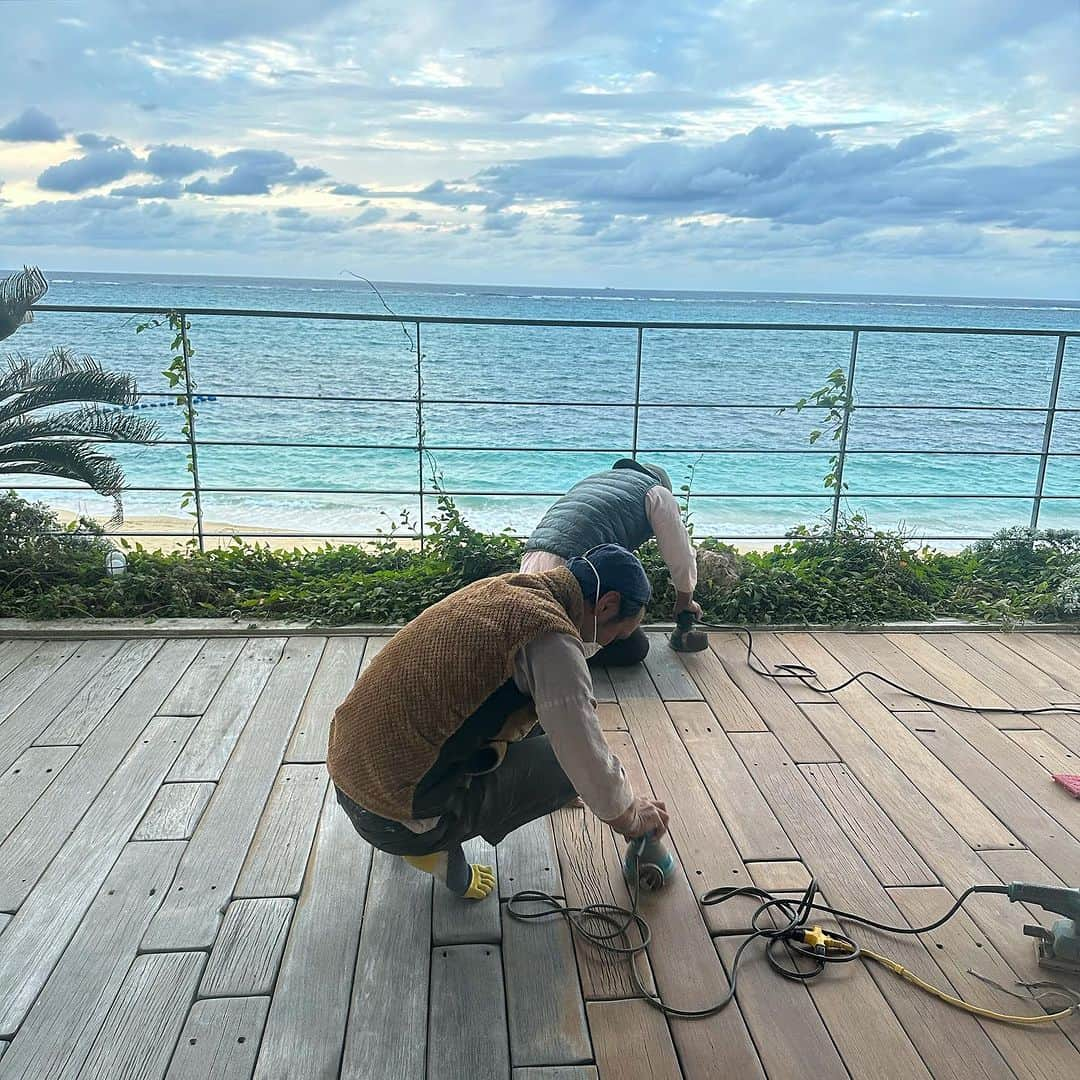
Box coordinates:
[605,796,670,839]
[674,592,702,619]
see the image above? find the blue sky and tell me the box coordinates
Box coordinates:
[1,1,1078,295]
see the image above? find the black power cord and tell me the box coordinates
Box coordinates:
[700,622,1080,717]
[507,873,1011,1019]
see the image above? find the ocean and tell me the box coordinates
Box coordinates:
[10,271,1080,545]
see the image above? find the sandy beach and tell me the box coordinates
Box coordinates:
[54,511,403,553]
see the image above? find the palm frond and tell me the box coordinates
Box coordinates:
[0,348,140,424]
[0,441,127,524]
[0,267,48,343]
[0,404,161,446]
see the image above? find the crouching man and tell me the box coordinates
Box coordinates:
[327,543,669,899]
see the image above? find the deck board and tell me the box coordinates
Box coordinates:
[3,628,1080,1080]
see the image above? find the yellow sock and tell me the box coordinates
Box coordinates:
[403,848,496,901]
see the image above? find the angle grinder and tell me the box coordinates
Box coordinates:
[624,832,677,892]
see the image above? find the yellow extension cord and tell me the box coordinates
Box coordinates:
[802,929,1078,1026]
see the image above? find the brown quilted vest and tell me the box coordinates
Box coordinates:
[327,567,583,821]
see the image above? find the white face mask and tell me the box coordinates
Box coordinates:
[583,554,601,655]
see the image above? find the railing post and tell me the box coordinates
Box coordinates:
[416,321,425,552]
[830,329,859,536]
[179,313,205,552]
[631,326,643,459]
[1030,334,1067,530]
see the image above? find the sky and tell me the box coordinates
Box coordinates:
[1,0,1078,296]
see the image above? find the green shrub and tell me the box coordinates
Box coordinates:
[2,491,1078,627]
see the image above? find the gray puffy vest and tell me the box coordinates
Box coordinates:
[525,468,661,559]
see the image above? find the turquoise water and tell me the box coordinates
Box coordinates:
[10,272,1080,542]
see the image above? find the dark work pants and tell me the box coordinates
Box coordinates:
[589,626,650,668]
[336,730,575,857]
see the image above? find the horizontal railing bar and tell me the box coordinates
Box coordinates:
[32,303,1080,337]
[13,485,1077,499]
[119,389,1080,413]
[37,529,1032,543]
[96,438,1080,457]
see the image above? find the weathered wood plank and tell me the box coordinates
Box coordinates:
[79,951,205,1080]
[1007,728,1079,776]
[759,632,837,703]
[669,700,797,862]
[800,762,938,886]
[610,665,754,902]
[38,637,165,743]
[799,905,934,1080]
[133,781,215,841]
[643,632,703,700]
[891,886,1080,1079]
[886,631,1044,718]
[746,860,811,892]
[1006,633,1080,700]
[792,701,1075,997]
[165,997,270,1080]
[895,631,1057,712]
[0,710,198,1037]
[836,631,1003,710]
[0,638,204,909]
[0,640,114,773]
[959,632,1077,702]
[340,849,430,1080]
[254,785,372,1080]
[0,744,77,844]
[235,764,328,898]
[602,723,766,1080]
[0,841,184,1080]
[167,637,287,782]
[498,813,563,900]
[432,836,500,945]
[787,632,1018,849]
[502,900,590,1067]
[143,638,324,950]
[285,635,367,762]
[160,638,245,716]
[596,702,627,730]
[902,708,1080,881]
[730,730,1015,1080]
[0,639,37,685]
[550,802,657,999]
[586,999,681,1080]
[712,930,849,1080]
[711,632,839,761]
[428,944,510,1080]
[513,1069,599,1080]
[201,898,294,997]
[678,644,765,730]
[0,640,80,729]
[590,664,616,703]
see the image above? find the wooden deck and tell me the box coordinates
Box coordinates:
[0,629,1079,1079]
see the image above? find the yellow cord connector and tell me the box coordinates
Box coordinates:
[794,928,1077,1027]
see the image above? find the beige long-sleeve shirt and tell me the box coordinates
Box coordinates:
[512,632,633,822]
[520,484,697,594]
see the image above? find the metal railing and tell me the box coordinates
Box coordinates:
[19,303,1080,551]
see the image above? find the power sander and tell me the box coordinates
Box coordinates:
[669,610,708,653]
[1010,882,1080,973]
